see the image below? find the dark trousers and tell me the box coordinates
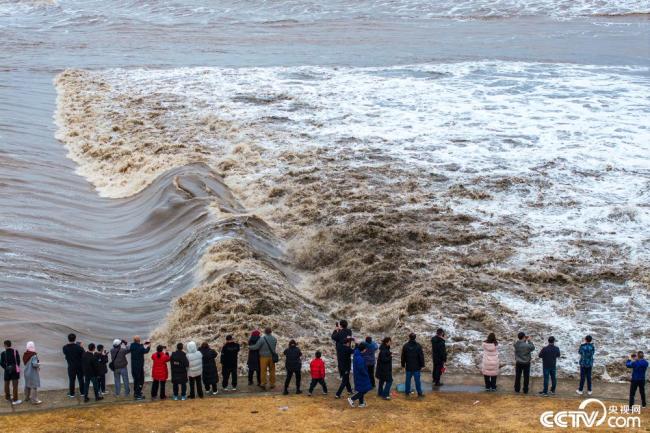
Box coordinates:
[284,370,301,392]
[172,382,187,397]
[132,368,144,398]
[483,375,497,390]
[203,378,218,393]
[248,368,260,385]
[514,362,530,393]
[97,374,106,393]
[350,390,366,404]
[83,375,99,399]
[189,375,204,398]
[366,365,375,388]
[67,366,84,396]
[4,379,18,401]
[579,366,592,392]
[151,380,166,399]
[542,368,557,393]
[630,380,646,407]
[309,378,327,394]
[432,362,444,385]
[336,371,352,397]
[377,379,392,398]
[222,366,237,388]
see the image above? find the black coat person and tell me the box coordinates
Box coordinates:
[283,341,303,394]
[247,332,261,386]
[62,334,85,397]
[199,343,219,394]
[431,329,447,386]
[170,346,189,399]
[81,347,101,401]
[375,344,393,382]
[220,338,240,390]
[129,339,151,399]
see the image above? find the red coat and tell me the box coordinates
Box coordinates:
[151,352,170,381]
[310,358,326,379]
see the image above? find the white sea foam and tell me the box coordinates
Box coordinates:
[95,62,650,266]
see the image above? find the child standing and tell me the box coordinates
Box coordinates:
[308,351,327,396]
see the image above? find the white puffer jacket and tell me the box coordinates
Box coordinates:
[186,341,203,378]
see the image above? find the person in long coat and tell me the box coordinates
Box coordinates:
[151,345,170,400]
[23,341,41,404]
[375,337,393,400]
[348,343,372,408]
[170,343,189,400]
[199,342,219,395]
[481,333,500,391]
[247,330,261,386]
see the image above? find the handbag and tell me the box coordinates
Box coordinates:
[109,348,119,371]
[263,337,279,364]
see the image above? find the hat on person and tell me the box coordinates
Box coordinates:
[113,339,122,347]
[252,329,261,337]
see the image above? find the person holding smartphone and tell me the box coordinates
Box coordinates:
[129,336,151,400]
[626,351,647,408]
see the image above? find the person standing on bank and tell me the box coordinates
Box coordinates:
[199,342,219,395]
[247,330,261,387]
[375,337,393,400]
[283,339,303,395]
[538,336,561,396]
[62,333,84,398]
[577,335,595,396]
[481,333,499,391]
[129,336,150,400]
[220,335,240,391]
[170,343,189,401]
[248,327,278,390]
[335,337,354,399]
[431,328,447,387]
[363,336,378,389]
[95,345,108,395]
[151,345,170,400]
[186,341,204,399]
[23,342,41,404]
[308,351,327,396]
[332,320,352,370]
[514,332,534,394]
[401,333,425,398]
[1,340,22,405]
[348,342,372,408]
[110,339,130,397]
[626,351,647,408]
[81,343,102,402]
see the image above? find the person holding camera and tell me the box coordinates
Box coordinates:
[129,336,151,400]
[626,351,647,408]
[151,345,170,400]
[62,333,84,398]
[81,343,102,402]
[110,338,130,397]
[334,337,354,399]
[538,336,560,396]
[513,332,534,394]
[94,344,108,395]
[577,335,595,396]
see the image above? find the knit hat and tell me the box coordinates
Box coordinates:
[26,341,35,352]
[252,329,261,337]
[113,339,122,347]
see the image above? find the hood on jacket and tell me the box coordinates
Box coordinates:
[187,341,197,353]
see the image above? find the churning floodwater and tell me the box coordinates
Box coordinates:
[0,0,649,388]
